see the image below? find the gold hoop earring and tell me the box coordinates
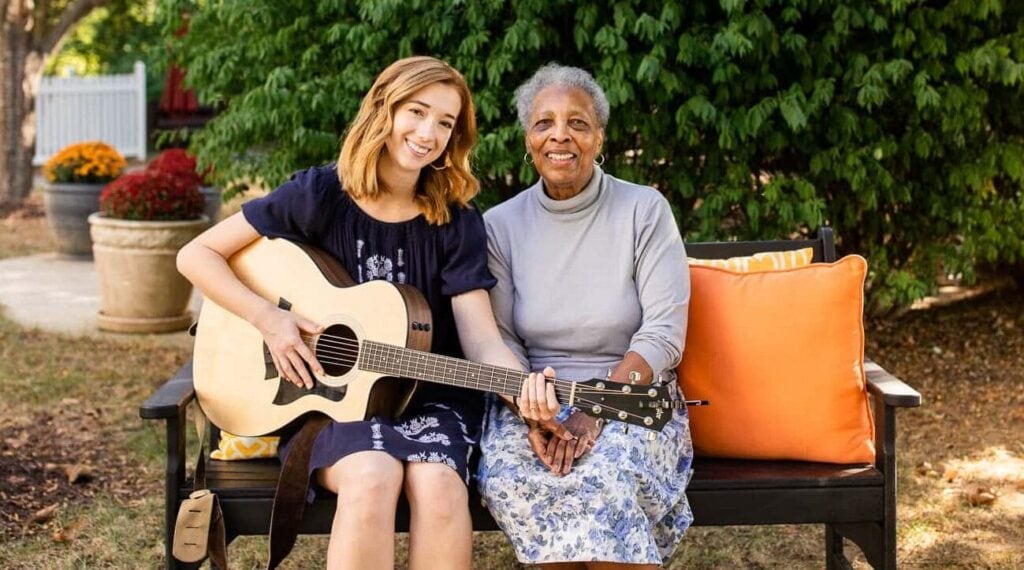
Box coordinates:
[594,154,606,166]
[429,154,449,171]
[523,152,534,165]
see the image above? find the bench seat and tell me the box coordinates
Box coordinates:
[196,456,885,534]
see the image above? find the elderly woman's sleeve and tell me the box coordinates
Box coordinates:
[484,217,530,370]
[628,196,690,375]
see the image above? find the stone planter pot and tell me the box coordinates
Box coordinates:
[42,182,106,257]
[200,186,223,225]
[89,213,209,333]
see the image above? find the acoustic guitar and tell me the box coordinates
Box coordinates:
[193,237,677,436]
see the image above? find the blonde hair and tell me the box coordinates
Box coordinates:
[338,56,479,225]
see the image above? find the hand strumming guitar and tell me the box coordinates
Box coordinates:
[253,304,325,389]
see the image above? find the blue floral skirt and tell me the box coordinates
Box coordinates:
[282,392,482,502]
[476,382,694,564]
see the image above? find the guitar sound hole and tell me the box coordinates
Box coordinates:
[317,324,358,377]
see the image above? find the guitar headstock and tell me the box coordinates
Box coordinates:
[570,379,675,432]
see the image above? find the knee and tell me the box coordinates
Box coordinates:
[321,453,403,513]
[405,465,469,523]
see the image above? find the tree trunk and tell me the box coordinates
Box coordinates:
[1,9,35,208]
[1,0,109,209]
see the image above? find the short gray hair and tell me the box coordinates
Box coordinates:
[514,64,610,131]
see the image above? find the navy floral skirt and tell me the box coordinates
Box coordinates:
[283,390,483,502]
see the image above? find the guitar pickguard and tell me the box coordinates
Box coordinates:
[273,378,347,405]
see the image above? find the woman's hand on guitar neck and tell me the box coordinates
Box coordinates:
[254,304,325,389]
[517,366,560,422]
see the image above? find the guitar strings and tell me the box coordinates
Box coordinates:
[290,333,668,399]
[281,337,671,425]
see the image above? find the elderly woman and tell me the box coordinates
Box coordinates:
[476,64,694,568]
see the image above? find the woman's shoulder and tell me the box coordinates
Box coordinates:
[482,186,533,227]
[605,173,666,206]
[287,163,344,194]
[271,163,348,212]
[602,174,674,224]
[439,201,487,236]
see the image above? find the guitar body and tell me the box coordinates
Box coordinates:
[193,237,432,436]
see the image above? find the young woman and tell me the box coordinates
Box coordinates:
[176,56,558,570]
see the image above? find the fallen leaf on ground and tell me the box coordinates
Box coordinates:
[942,467,959,482]
[61,464,93,484]
[26,504,58,525]
[51,520,84,543]
[965,486,998,507]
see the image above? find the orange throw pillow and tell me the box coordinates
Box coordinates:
[678,255,875,464]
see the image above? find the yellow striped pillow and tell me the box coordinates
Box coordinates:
[211,433,279,460]
[688,247,814,272]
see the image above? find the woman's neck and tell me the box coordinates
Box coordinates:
[377,152,419,199]
[353,157,423,223]
[543,171,595,201]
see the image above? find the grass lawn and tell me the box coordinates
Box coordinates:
[1,201,1022,568]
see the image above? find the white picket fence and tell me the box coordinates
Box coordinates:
[33,61,147,165]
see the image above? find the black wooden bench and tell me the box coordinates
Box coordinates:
[140,228,922,569]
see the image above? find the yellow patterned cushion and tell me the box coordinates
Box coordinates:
[688,247,814,272]
[210,432,280,460]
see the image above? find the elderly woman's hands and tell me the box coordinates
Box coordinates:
[530,411,603,476]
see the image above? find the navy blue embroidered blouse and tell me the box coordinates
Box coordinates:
[241,164,496,411]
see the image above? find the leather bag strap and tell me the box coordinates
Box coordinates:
[266,414,331,570]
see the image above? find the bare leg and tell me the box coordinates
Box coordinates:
[404,462,472,570]
[317,451,404,570]
[540,564,587,570]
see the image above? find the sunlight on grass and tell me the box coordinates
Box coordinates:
[943,446,1024,484]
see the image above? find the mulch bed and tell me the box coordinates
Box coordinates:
[0,404,158,541]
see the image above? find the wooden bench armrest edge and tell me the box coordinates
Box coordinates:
[864,358,921,408]
[139,361,195,420]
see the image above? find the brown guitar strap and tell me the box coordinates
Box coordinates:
[267,414,331,570]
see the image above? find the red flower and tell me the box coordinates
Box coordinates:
[147,148,212,187]
[99,171,205,221]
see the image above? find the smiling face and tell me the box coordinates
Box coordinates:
[381,82,462,177]
[524,85,605,199]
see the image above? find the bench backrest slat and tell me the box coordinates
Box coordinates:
[684,227,836,263]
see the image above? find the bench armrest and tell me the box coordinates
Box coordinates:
[864,359,921,408]
[139,361,195,420]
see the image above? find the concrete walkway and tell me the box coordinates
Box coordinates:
[0,253,197,348]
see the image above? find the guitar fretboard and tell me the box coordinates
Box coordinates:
[358,340,574,401]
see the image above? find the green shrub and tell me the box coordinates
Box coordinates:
[162,0,1024,311]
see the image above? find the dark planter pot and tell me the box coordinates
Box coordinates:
[42,181,106,257]
[200,186,222,226]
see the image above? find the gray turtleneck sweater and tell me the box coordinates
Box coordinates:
[484,167,690,382]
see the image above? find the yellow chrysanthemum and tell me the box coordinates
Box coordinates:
[43,141,126,184]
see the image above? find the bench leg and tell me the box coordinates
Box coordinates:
[831,522,894,569]
[826,524,854,570]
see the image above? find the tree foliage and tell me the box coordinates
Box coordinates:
[163,0,1024,311]
[45,0,166,101]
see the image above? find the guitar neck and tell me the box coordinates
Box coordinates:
[359,340,572,401]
